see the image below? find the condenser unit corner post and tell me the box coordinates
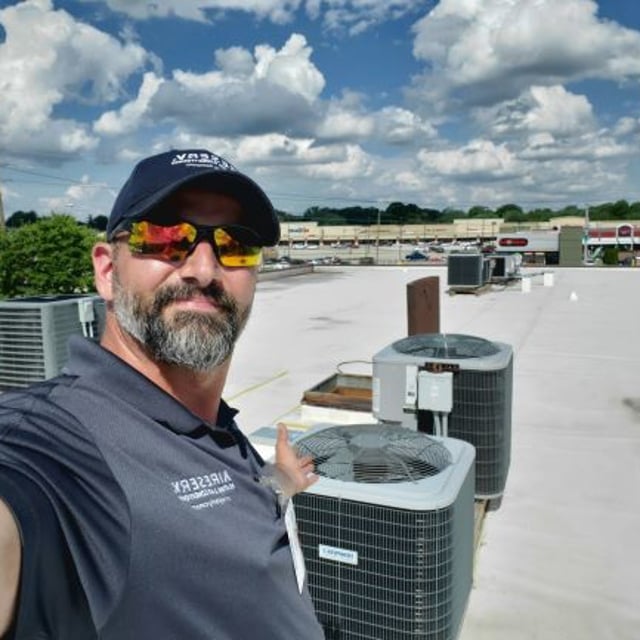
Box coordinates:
[40,303,59,380]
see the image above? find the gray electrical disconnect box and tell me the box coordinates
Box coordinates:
[417,370,453,413]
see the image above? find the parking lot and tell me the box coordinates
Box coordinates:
[272,242,448,266]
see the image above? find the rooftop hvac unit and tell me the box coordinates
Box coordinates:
[447,253,490,289]
[372,333,512,499]
[0,294,104,389]
[293,423,475,640]
[489,253,522,280]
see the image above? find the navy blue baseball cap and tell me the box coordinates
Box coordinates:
[106,149,280,246]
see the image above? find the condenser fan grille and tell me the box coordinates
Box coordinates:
[392,333,500,359]
[295,423,451,483]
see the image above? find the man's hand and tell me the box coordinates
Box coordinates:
[274,423,318,497]
[0,499,21,637]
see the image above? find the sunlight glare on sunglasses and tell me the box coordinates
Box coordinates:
[124,220,263,267]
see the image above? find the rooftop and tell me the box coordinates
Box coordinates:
[225,265,639,640]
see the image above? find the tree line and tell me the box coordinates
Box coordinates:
[5,210,109,230]
[279,199,640,226]
[6,199,640,232]
[1,199,638,298]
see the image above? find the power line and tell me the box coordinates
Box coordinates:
[1,164,111,190]
[2,162,637,213]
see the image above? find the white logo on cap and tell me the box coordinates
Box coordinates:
[171,152,237,172]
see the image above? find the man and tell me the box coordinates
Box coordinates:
[0,149,325,639]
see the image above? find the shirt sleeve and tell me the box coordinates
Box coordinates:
[0,468,96,640]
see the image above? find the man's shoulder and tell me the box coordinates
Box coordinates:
[0,375,75,409]
[0,375,81,440]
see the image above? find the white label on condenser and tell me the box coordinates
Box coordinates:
[404,364,419,406]
[319,544,359,566]
[285,502,306,594]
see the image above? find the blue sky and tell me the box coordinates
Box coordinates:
[1,0,639,221]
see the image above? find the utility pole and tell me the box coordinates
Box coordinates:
[375,207,381,264]
[583,204,590,264]
[0,180,5,231]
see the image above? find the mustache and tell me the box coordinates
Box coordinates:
[151,282,237,315]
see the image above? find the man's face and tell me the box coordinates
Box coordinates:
[108,189,258,372]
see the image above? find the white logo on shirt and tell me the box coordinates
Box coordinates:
[171,469,236,509]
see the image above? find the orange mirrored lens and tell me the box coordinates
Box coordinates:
[214,228,262,267]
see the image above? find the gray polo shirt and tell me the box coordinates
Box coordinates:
[0,336,323,639]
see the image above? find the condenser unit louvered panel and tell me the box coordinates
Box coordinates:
[0,295,104,389]
[448,363,512,498]
[293,425,475,640]
[373,334,513,499]
[295,498,466,639]
[0,307,46,386]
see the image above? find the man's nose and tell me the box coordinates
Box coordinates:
[178,239,222,285]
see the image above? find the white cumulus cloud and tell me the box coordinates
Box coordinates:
[94,72,165,136]
[79,0,423,33]
[0,0,149,156]
[418,139,520,179]
[144,34,325,137]
[253,33,325,102]
[411,0,640,110]
[486,85,596,138]
[298,144,374,179]
[77,0,302,23]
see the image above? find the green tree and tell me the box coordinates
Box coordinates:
[0,215,98,298]
[556,205,582,217]
[527,207,554,222]
[421,207,442,222]
[601,246,619,266]
[440,207,464,222]
[467,205,497,218]
[302,206,347,225]
[86,214,109,231]
[6,210,38,228]
[276,209,302,222]
[500,206,526,222]
[385,202,424,224]
[496,203,524,220]
[610,199,630,220]
[341,206,380,226]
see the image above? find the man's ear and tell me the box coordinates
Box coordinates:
[92,242,115,302]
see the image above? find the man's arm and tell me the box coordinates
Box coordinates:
[0,499,21,637]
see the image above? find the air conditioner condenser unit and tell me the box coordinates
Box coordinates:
[447,253,489,289]
[293,423,475,640]
[0,294,104,389]
[372,333,513,500]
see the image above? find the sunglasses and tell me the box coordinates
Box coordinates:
[120,220,263,267]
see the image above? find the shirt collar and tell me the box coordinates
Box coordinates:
[65,335,238,435]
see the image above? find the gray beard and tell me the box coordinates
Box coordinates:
[112,275,250,373]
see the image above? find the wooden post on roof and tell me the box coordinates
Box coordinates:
[406,276,440,336]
